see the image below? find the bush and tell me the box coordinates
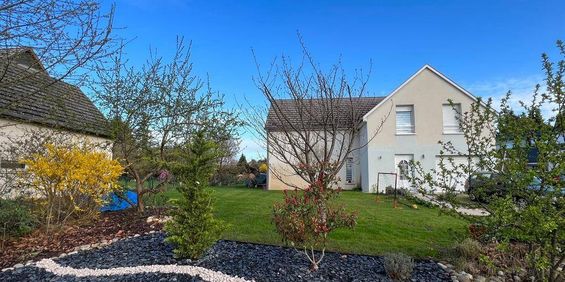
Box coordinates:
[383,252,414,281]
[165,131,226,260]
[0,199,36,239]
[456,238,482,260]
[272,180,357,271]
[20,143,123,231]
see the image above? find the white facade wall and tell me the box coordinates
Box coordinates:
[361,67,478,193]
[267,130,362,190]
[0,118,112,149]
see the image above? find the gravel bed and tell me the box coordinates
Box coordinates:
[0,266,204,282]
[0,232,450,281]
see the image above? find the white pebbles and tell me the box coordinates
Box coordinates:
[35,258,253,282]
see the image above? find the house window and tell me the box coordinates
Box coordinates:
[0,160,25,169]
[345,158,353,184]
[396,105,415,134]
[443,103,462,133]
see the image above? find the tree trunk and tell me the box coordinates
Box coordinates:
[136,183,145,213]
[310,262,319,271]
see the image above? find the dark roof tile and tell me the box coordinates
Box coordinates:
[265,97,385,131]
[0,49,110,138]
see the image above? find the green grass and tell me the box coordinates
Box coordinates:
[165,187,468,258]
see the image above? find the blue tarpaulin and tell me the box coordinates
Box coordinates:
[100,191,138,212]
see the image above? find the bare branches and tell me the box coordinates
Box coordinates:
[93,38,240,212]
[0,0,117,85]
[246,39,387,189]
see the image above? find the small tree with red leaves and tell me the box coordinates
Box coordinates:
[272,162,357,271]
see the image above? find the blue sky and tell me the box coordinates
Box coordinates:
[100,0,564,159]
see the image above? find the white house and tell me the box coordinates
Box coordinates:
[0,47,112,196]
[265,65,489,192]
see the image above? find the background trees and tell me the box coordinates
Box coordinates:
[410,41,564,281]
[94,38,239,212]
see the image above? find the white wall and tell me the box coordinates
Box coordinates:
[267,130,362,190]
[361,68,480,193]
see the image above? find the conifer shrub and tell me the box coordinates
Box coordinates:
[165,132,226,259]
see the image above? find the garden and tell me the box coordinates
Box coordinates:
[0,1,563,280]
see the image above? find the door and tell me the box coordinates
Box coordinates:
[395,154,414,190]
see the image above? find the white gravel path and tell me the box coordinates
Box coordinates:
[413,193,490,216]
[35,258,253,282]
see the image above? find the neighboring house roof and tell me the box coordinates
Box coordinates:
[265,97,385,131]
[363,64,483,121]
[0,48,111,138]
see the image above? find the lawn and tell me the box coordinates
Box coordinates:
[162,186,468,258]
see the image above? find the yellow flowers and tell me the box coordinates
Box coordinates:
[258,163,268,173]
[20,143,123,227]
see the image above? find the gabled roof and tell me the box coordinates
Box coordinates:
[362,64,481,121]
[265,65,484,131]
[265,97,385,131]
[0,48,111,138]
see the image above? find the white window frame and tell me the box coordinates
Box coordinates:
[396,105,415,134]
[442,103,462,134]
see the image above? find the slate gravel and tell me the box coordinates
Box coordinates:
[0,232,450,281]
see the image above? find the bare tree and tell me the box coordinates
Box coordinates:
[247,38,389,191]
[246,37,390,270]
[93,38,239,212]
[0,0,118,153]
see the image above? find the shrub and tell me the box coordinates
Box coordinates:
[20,143,123,231]
[165,131,226,260]
[0,199,36,240]
[456,238,482,260]
[383,252,414,281]
[272,173,357,271]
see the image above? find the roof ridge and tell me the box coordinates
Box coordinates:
[273,96,387,101]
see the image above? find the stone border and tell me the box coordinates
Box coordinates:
[35,258,252,282]
[1,230,159,272]
[2,230,254,282]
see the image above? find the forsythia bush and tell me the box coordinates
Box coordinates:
[165,132,226,260]
[20,144,123,230]
[258,163,268,173]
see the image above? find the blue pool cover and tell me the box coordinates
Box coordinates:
[100,191,138,211]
